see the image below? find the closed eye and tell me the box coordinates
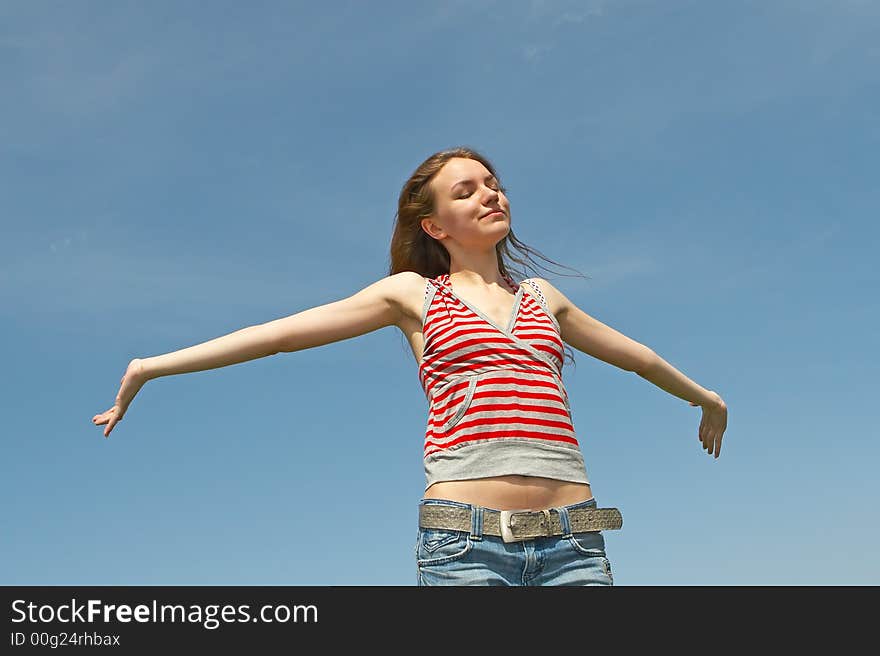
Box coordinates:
[458,185,506,199]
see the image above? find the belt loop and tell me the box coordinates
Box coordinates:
[470,505,483,540]
[557,505,573,537]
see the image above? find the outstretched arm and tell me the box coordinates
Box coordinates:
[537,278,728,457]
[141,274,406,379]
[93,273,410,437]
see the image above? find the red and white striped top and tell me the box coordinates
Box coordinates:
[417,273,590,489]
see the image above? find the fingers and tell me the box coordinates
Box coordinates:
[92,407,113,423]
[92,408,121,438]
[699,429,723,459]
[93,364,143,439]
[103,413,119,438]
[696,408,725,459]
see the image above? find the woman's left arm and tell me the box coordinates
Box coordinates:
[537,278,728,458]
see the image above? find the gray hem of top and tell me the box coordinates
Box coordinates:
[424,437,590,491]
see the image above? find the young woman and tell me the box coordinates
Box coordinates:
[92,146,728,586]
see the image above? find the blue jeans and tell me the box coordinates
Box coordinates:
[415,497,615,586]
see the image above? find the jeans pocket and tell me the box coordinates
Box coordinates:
[566,533,613,585]
[416,528,472,566]
[566,531,607,556]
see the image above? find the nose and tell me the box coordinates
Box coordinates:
[481,184,500,204]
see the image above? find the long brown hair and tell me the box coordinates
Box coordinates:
[388,145,587,366]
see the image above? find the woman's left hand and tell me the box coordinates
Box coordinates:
[689,392,728,459]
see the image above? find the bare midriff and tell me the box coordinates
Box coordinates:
[423,476,593,511]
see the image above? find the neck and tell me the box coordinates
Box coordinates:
[448,253,509,291]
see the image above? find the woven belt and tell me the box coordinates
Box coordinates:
[419,504,623,543]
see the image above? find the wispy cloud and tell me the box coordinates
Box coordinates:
[33,50,159,118]
[48,236,74,253]
[522,0,607,61]
[523,43,553,62]
[553,225,665,293]
[0,233,360,338]
[1,23,160,119]
[528,0,607,23]
[580,253,658,290]
[716,221,842,291]
[553,3,606,25]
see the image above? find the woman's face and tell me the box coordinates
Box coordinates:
[423,157,510,250]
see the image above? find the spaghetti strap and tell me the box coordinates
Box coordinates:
[422,277,439,328]
[522,279,547,307]
[521,278,560,333]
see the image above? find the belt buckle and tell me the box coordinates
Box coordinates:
[499,509,551,543]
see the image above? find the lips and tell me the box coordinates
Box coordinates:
[482,210,505,218]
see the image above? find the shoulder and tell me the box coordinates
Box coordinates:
[347,271,425,312]
[382,271,431,324]
[376,271,426,302]
[391,270,430,296]
[521,277,572,320]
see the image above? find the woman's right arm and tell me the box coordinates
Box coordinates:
[92,272,415,437]
[143,272,411,378]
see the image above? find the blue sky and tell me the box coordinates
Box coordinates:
[2,0,877,585]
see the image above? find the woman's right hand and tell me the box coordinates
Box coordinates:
[92,358,149,438]
[689,391,728,459]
